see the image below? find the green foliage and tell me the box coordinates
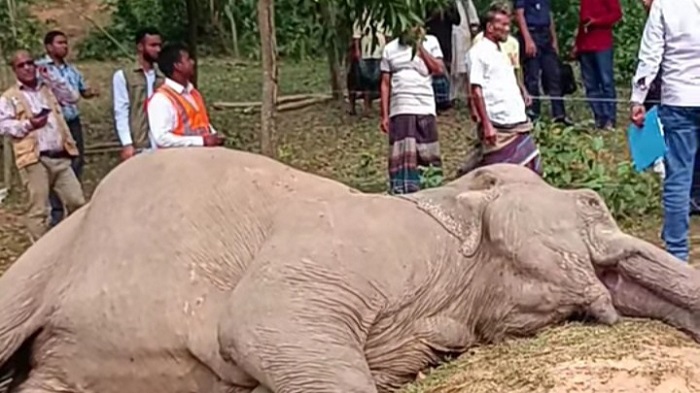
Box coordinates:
[77,0,453,61]
[77,0,332,60]
[0,0,43,59]
[534,120,661,222]
[420,165,445,189]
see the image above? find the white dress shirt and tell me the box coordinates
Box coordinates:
[631,0,700,106]
[465,37,528,125]
[111,68,157,147]
[146,78,217,149]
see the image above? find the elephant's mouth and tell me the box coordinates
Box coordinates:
[592,237,700,343]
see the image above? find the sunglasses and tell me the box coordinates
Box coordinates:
[14,60,35,69]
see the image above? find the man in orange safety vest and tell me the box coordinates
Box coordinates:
[146,42,225,148]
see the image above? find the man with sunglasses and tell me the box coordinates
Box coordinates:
[0,50,85,242]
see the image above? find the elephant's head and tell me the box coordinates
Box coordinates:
[404,164,700,343]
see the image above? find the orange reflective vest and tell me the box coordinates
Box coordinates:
[154,84,212,136]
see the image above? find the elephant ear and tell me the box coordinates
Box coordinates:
[399,172,500,256]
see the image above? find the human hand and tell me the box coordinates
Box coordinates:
[120,145,135,161]
[569,46,578,61]
[380,116,389,134]
[630,104,646,128]
[203,134,225,147]
[522,91,532,107]
[84,86,100,98]
[37,66,51,81]
[524,37,537,58]
[482,123,497,145]
[29,114,48,130]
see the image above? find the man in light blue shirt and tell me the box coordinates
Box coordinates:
[36,30,98,227]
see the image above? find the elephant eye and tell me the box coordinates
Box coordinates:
[586,197,599,207]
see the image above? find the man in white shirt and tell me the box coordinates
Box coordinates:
[147,43,224,148]
[379,27,445,194]
[629,0,700,262]
[463,6,540,175]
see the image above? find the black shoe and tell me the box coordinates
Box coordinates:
[691,199,700,216]
[554,117,575,127]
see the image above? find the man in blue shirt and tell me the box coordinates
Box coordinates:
[513,0,573,126]
[36,30,99,227]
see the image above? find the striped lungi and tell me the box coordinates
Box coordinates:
[388,114,442,194]
[458,120,542,176]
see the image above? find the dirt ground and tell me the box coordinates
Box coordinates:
[0,57,699,392]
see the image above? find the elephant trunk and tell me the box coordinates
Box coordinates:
[594,234,700,342]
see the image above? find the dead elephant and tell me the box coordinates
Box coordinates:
[0,148,697,393]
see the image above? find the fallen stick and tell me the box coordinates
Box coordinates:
[278,96,333,111]
[85,141,121,150]
[212,93,331,109]
[85,147,122,156]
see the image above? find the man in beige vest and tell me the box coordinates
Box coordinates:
[111,27,164,161]
[0,50,86,241]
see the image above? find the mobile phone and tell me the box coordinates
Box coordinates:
[36,108,51,117]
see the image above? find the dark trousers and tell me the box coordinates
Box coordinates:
[49,117,84,226]
[579,48,616,127]
[519,28,566,119]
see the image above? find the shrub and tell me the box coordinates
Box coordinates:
[533,120,661,223]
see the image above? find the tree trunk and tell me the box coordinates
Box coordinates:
[320,3,344,100]
[224,0,240,58]
[186,0,199,86]
[3,0,17,192]
[257,0,278,158]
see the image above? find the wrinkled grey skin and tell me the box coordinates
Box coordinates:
[0,148,697,393]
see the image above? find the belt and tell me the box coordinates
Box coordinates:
[40,150,71,159]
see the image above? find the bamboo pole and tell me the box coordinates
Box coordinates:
[257,0,278,158]
[2,0,17,193]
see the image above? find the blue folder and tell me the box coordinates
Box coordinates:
[626,105,666,173]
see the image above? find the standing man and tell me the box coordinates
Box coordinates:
[112,27,164,160]
[348,12,387,116]
[465,5,540,174]
[379,27,445,194]
[572,0,622,130]
[425,3,461,111]
[37,30,98,227]
[450,0,481,106]
[146,43,224,148]
[630,0,700,262]
[0,50,85,241]
[514,0,573,125]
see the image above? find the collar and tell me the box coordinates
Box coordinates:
[164,77,194,94]
[132,61,160,73]
[40,55,67,67]
[481,36,502,51]
[16,79,45,91]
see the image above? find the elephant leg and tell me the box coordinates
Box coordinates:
[251,385,272,393]
[220,324,378,393]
